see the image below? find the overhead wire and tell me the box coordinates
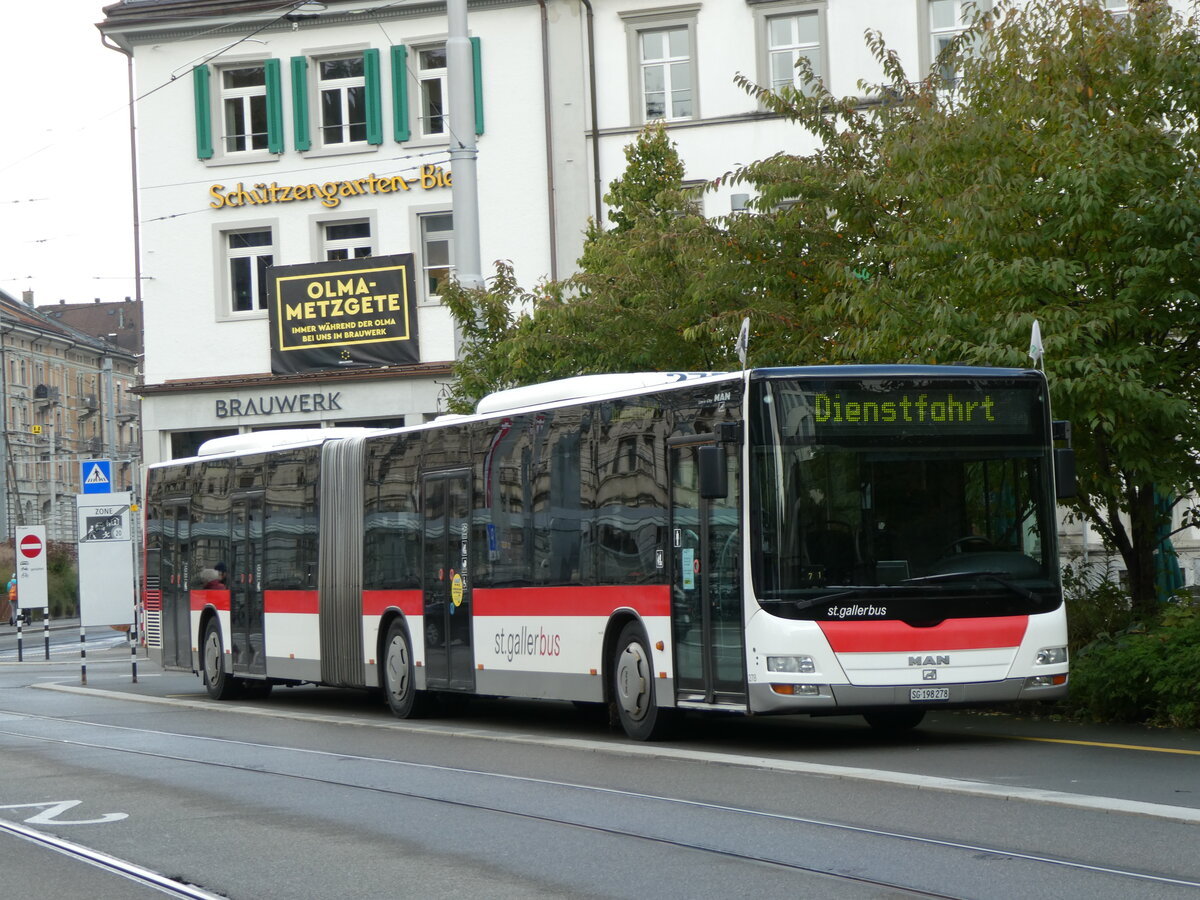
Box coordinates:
[6,1,461,267]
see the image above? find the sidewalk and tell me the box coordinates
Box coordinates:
[0,616,87,635]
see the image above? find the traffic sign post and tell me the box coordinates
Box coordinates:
[14,525,49,661]
[76,493,135,629]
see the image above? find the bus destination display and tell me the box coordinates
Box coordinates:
[806,384,1039,441]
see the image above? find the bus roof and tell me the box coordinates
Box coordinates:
[476,371,732,415]
[195,428,386,458]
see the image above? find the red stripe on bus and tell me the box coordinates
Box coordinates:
[190,589,230,612]
[473,584,670,617]
[264,591,318,615]
[819,616,1029,652]
[364,590,423,617]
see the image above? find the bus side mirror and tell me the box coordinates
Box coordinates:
[698,445,728,500]
[1054,448,1076,500]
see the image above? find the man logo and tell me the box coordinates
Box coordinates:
[923,669,938,681]
[909,655,950,666]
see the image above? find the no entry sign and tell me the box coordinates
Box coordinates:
[15,525,48,610]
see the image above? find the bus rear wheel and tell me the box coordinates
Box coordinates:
[382,620,432,718]
[202,620,239,701]
[611,623,674,741]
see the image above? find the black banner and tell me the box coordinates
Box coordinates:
[267,254,418,374]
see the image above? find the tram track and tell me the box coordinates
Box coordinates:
[0,815,225,899]
[0,708,1196,898]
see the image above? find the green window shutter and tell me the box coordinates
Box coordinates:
[291,56,311,151]
[364,48,383,146]
[265,58,284,154]
[391,45,410,142]
[471,36,484,136]
[193,65,213,159]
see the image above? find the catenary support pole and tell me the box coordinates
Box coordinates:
[447,0,484,343]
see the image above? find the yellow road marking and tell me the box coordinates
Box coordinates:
[1006,735,1200,756]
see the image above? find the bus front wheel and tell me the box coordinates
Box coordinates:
[202,620,239,701]
[611,623,674,741]
[382,620,432,719]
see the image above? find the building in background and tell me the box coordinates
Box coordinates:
[44,297,143,356]
[0,290,140,542]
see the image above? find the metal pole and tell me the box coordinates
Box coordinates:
[80,624,87,685]
[43,608,49,661]
[130,623,138,683]
[16,616,22,663]
[447,0,483,303]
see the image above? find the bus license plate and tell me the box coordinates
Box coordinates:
[910,687,950,702]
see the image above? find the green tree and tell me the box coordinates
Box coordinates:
[867,0,1200,616]
[444,123,730,412]
[726,0,1200,615]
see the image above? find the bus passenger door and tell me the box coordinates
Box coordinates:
[422,471,475,692]
[230,493,265,676]
[159,501,191,669]
[670,440,746,705]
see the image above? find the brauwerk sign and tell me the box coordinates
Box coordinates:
[266,253,418,375]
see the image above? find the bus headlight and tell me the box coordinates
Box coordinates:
[767,655,815,674]
[1036,646,1067,665]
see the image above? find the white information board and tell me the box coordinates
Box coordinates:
[76,493,135,627]
[15,525,48,610]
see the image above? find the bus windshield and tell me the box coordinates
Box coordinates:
[750,375,1059,619]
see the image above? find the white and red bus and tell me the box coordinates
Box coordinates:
[143,366,1072,739]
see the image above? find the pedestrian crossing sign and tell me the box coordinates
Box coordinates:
[81,459,113,494]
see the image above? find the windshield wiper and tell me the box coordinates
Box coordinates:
[902,570,1039,602]
[779,587,885,612]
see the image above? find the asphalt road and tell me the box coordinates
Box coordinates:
[0,639,1196,899]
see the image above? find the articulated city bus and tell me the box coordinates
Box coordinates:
[143,366,1072,740]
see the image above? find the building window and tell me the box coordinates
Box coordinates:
[622,8,699,125]
[640,27,692,121]
[418,46,448,137]
[766,12,823,93]
[319,56,368,145]
[226,229,273,312]
[392,40,483,143]
[420,212,454,300]
[323,221,372,260]
[194,60,282,159]
[923,0,992,86]
[221,66,268,152]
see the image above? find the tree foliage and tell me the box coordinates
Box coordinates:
[446,0,1200,613]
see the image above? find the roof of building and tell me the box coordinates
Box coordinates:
[41,298,143,355]
[0,289,138,361]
